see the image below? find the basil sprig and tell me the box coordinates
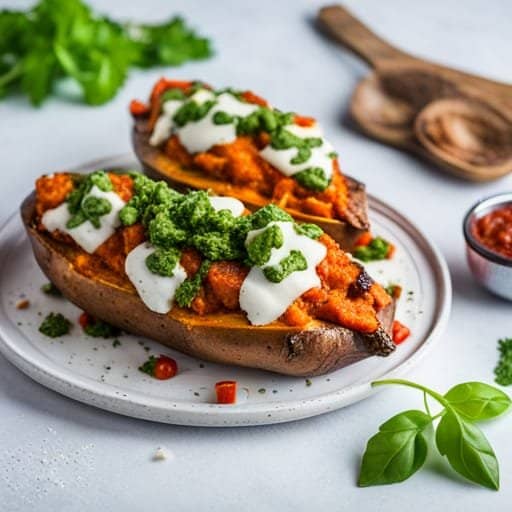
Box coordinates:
[359,379,511,490]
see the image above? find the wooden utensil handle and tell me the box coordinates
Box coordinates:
[318,5,407,67]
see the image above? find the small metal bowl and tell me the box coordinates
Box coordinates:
[463,193,512,300]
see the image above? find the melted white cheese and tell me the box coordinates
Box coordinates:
[259,134,335,180]
[41,186,125,254]
[209,196,245,217]
[176,92,258,153]
[239,221,327,325]
[150,88,336,187]
[149,100,183,146]
[125,242,187,314]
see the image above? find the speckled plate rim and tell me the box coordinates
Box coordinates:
[0,154,452,427]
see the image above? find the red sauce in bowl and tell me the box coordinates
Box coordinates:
[472,205,512,259]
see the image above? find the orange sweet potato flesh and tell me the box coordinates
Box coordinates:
[34,173,390,333]
[22,191,396,377]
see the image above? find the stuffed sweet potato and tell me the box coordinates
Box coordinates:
[22,170,396,377]
[131,79,370,252]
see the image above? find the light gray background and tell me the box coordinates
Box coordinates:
[1,0,512,510]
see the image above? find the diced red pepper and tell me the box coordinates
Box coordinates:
[293,115,316,127]
[153,355,178,380]
[78,312,91,329]
[129,99,149,116]
[392,320,410,344]
[356,232,373,247]
[215,380,237,404]
[150,78,194,102]
[241,90,268,107]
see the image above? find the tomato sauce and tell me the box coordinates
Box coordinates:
[473,206,512,259]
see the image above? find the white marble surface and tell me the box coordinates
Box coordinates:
[1,0,512,510]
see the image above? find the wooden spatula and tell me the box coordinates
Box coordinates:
[317,5,512,181]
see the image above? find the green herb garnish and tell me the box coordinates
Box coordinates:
[353,237,390,262]
[359,379,511,490]
[145,247,181,277]
[139,355,157,376]
[263,250,307,283]
[294,168,330,192]
[83,318,121,338]
[175,260,211,307]
[294,223,323,240]
[41,282,61,296]
[246,224,284,267]
[0,0,212,106]
[66,170,113,229]
[39,312,71,337]
[495,338,512,386]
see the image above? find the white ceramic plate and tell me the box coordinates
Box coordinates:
[0,155,451,426]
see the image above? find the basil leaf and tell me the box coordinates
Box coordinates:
[444,382,511,421]
[435,410,499,490]
[358,410,432,487]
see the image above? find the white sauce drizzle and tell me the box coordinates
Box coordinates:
[150,88,336,186]
[176,92,258,153]
[41,186,125,254]
[208,196,245,217]
[239,221,327,325]
[125,242,187,314]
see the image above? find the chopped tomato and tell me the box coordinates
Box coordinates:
[392,320,410,344]
[386,243,396,259]
[241,90,268,107]
[78,312,91,329]
[150,78,194,101]
[215,380,237,404]
[129,99,149,116]
[356,231,373,247]
[293,115,316,127]
[153,356,178,380]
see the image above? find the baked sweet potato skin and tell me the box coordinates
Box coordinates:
[21,193,394,377]
[132,120,370,252]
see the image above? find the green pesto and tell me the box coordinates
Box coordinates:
[145,247,181,277]
[294,167,329,192]
[246,224,284,267]
[158,86,332,191]
[354,237,390,262]
[83,318,121,338]
[118,173,324,282]
[66,170,113,229]
[263,249,307,283]
[175,260,211,307]
[139,355,157,376]
[39,312,71,338]
[41,282,61,296]
[294,223,323,240]
[160,88,187,102]
[173,99,216,126]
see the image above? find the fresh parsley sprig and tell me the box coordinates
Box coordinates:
[359,379,511,490]
[0,0,212,106]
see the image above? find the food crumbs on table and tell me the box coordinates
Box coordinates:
[258,388,266,394]
[152,447,167,461]
[16,299,30,310]
[495,338,512,386]
[112,339,121,347]
[305,378,312,387]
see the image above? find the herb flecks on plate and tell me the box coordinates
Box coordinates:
[39,312,71,337]
[359,379,511,490]
[0,0,212,106]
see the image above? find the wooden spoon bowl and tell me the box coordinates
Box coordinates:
[318,5,512,181]
[415,98,512,181]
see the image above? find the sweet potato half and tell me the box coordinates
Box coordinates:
[21,193,395,377]
[132,118,370,253]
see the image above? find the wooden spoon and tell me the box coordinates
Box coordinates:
[317,5,512,181]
